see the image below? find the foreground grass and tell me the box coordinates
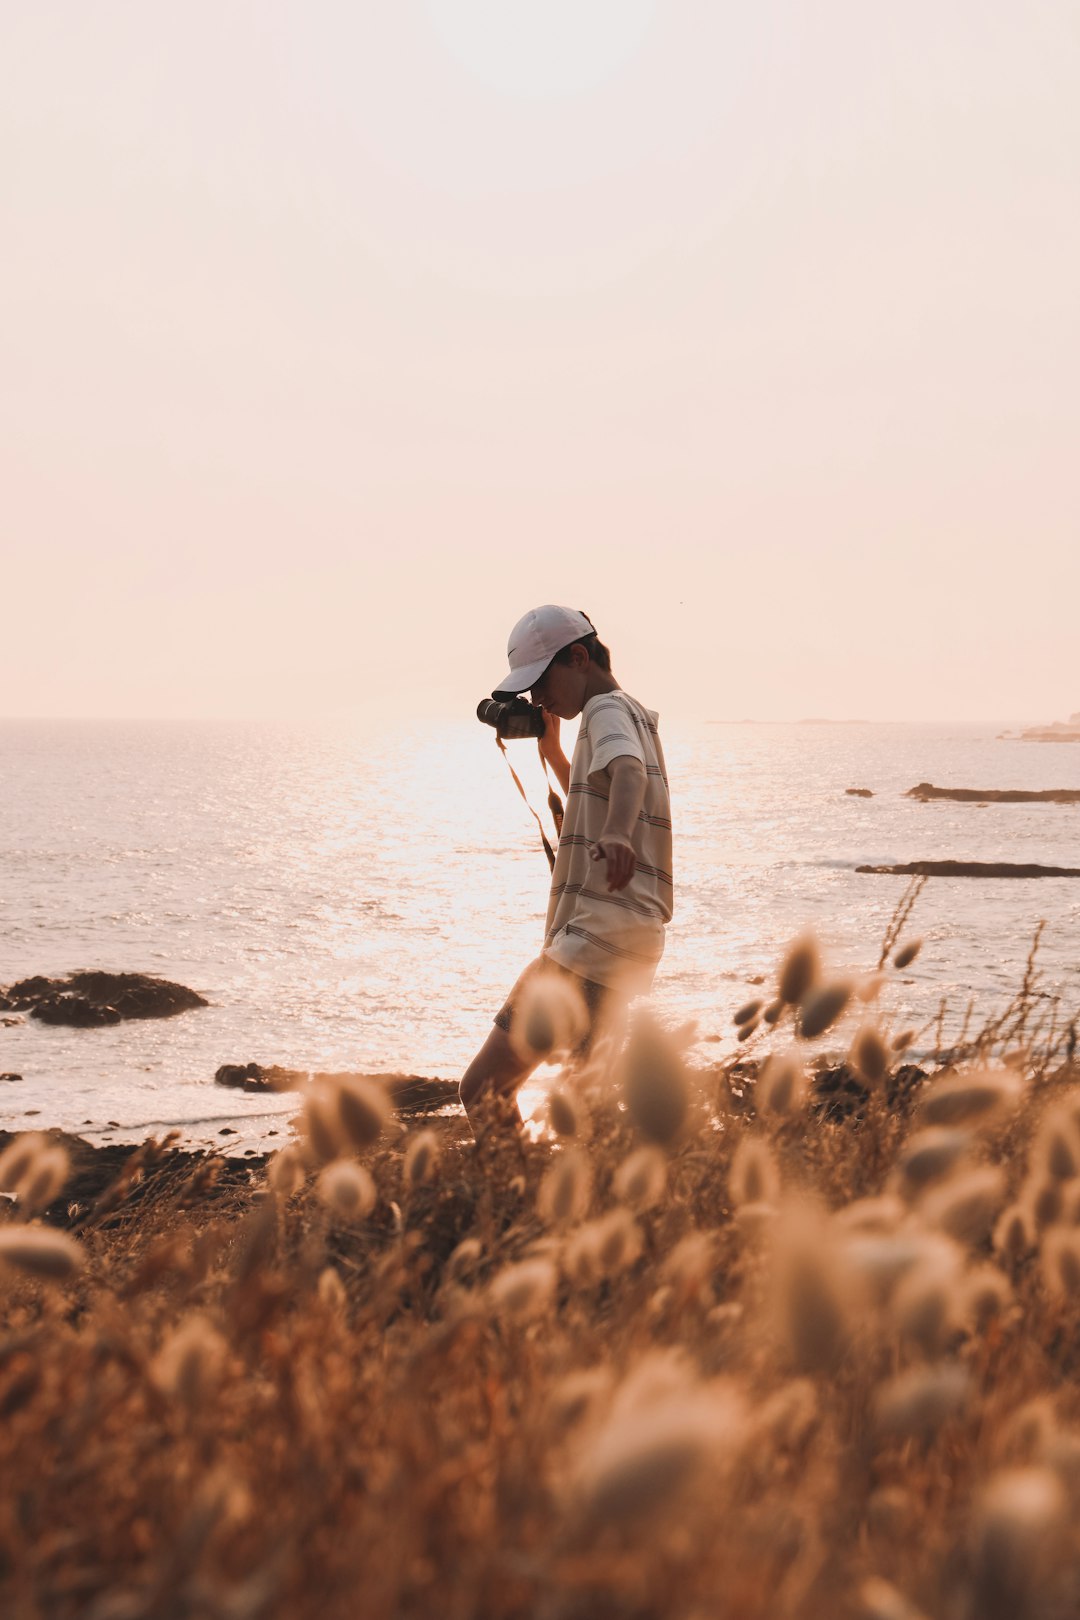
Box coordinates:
[2,925,1080,1620]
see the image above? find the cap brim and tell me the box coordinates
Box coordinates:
[491,655,550,701]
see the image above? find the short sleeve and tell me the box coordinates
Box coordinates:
[584,695,646,781]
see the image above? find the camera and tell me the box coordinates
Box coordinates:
[476,696,546,739]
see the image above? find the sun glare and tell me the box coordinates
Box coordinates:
[424,0,656,98]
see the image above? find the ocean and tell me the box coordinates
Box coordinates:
[2,717,1078,1151]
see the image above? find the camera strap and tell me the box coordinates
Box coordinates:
[495,737,564,872]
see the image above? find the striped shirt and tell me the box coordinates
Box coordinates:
[543,691,673,991]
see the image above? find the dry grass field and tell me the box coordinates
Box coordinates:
[2,902,1079,1620]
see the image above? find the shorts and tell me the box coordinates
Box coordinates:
[493,956,622,1060]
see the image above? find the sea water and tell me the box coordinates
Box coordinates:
[2,718,1077,1149]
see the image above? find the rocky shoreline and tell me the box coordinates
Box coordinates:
[905,782,1080,804]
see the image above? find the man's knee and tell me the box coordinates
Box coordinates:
[460,1027,529,1113]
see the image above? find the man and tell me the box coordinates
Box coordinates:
[460,605,673,1126]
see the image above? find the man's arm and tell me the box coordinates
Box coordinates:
[539,711,571,795]
[592,755,647,892]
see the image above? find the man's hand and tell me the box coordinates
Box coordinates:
[538,708,562,759]
[591,834,636,892]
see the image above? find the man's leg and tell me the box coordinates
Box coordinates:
[459,1024,537,1130]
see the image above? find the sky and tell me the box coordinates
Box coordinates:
[2,0,1078,724]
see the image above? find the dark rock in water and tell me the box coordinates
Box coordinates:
[810,1062,927,1122]
[214,1062,303,1093]
[5,975,57,1006]
[906,782,1080,804]
[4,971,208,1025]
[34,995,123,1027]
[846,788,874,797]
[1,1073,22,1084]
[857,860,1080,878]
[67,972,207,1020]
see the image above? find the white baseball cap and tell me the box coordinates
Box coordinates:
[492,605,597,699]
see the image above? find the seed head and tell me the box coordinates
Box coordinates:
[447,1237,483,1284]
[549,1366,612,1430]
[799,981,853,1040]
[893,940,923,970]
[894,1128,971,1198]
[0,1132,48,1195]
[772,1211,852,1373]
[918,1069,1022,1129]
[971,1468,1066,1620]
[865,1486,913,1539]
[613,1145,667,1211]
[730,1136,779,1207]
[778,933,821,1006]
[404,1129,440,1190]
[547,1086,583,1139]
[756,1055,806,1116]
[565,1210,643,1285]
[891,1246,963,1356]
[762,998,785,1025]
[153,1315,227,1406]
[0,1225,84,1282]
[512,975,587,1060]
[994,1204,1035,1265]
[317,1266,347,1313]
[316,1161,377,1221]
[1040,1229,1080,1297]
[963,1265,1013,1331]
[300,1084,346,1165]
[489,1257,557,1322]
[662,1231,715,1297]
[620,1013,689,1146]
[874,1364,970,1440]
[1033,1109,1080,1182]
[268,1146,306,1198]
[537,1148,592,1226]
[16,1147,70,1215]
[335,1076,391,1151]
[851,1026,891,1087]
[733,998,762,1027]
[997,1398,1058,1464]
[843,1231,951,1308]
[572,1381,745,1525]
[920,1166,1006,1246]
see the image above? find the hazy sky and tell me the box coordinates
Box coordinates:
[3,1,1077,723]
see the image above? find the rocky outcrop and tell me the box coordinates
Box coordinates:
[906,782,1080,804]
[846,788,874,797]
[857,860,1080,878]
[214,1063,304,1093]
[2,972,208,1027]
[1019,713,1080,742]
[212,1064,459,1114]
